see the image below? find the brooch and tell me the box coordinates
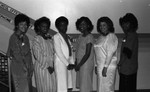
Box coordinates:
[122,39,126,42]
[22,42,25,46]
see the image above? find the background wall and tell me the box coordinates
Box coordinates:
[0,0,150,90]
[1,0,150,34]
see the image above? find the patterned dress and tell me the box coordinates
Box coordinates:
[75,34,95,92]
[7,33,33,92]
[32,36,56,92]
[94,33,118,92]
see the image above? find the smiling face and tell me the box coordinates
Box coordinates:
[17,21,28,34]
[78,20,89,34]
[39,22,49,34]
[99,22,109,36]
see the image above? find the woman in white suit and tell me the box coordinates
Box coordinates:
[53,16,75,92]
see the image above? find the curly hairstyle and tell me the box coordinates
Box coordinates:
[119,13,138,32]
[55,16,69,30]
[34,16,51,35]
[97,16,114,34]
[14,13,30,31]
[75,16,93,33]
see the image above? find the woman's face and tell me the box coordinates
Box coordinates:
[78,20,88,33]
[39,22,49,34]
[121,22,130,34]
[99,22,109,35]
[58,21,68,34]
[18,21,28,34]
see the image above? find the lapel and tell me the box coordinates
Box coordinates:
[58,33,73,55]
[58,33,72,47]
[58,33,67,45]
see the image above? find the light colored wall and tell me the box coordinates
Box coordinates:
[1,0,150,34]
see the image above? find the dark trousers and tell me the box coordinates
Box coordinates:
[28,77,33,92]
[11,75,15,92]
[119,73,137,92]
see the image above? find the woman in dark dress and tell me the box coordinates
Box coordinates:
[118,13,139,92]
[7,14,33,92]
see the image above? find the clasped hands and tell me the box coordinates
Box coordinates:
[67,63,80,71]
[67,64,81,71]
[67,64,75,70]
[48,64,76,74]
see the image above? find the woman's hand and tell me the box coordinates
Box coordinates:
[102,67,107,77]
[47,66,54,74]
[75,65,80,72]
[67,64,75,70]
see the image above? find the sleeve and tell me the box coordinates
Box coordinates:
[53,35,69,66]
[94,54,97,67]
[25,37,33,70]
[105,34,118,67]
[122,47,132,59]
[30,40,35,64]
[86,35,94,44]
[24,36,32,57]
[32,37,47,69]
[48,39,55,68]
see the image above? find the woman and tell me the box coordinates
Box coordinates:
[75,16,95,92]
[6,14,33,92]
[118,13,139,92]
[94,17,118,92]
[53,16,75,92]
[32,17,56,92]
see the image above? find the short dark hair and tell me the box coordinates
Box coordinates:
[76,16,93,33]
[14,14,30,31]
[34,16,51,35]
[55,16,69,29]
[97,16,114,33]
[119,13,138,32]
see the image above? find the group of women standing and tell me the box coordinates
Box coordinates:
[75,16,119,92]
[7,12,138,92]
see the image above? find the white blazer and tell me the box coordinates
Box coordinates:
[53,33,74,92]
